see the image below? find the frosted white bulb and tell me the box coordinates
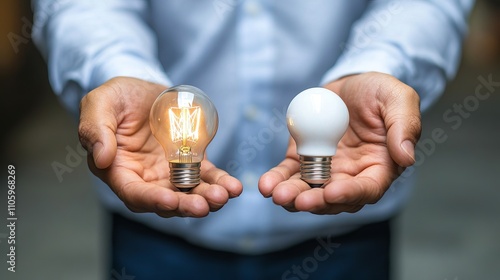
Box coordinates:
[286,87,349,187]
[150,85,218,191]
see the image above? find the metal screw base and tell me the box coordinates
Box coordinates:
[169,162,201,191]
[299,156,332,187]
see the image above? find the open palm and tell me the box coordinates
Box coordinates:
[79,77,242,218]
[259,72,421,214]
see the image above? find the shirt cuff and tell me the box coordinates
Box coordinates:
[90,55,173,90]
[58,55,172,117]
[320,48,409,86]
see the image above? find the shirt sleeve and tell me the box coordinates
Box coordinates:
[32,0,172,115]
[320,0,475,111]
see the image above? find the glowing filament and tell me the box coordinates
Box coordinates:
[168,106,201,162]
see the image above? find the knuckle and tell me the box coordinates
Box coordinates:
[408,88,420,104]
[79,97,86,112]
[77,122,94,150]
[407,114,422,140]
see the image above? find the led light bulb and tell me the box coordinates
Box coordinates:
[286,87,349,187]
[149,85,218,192]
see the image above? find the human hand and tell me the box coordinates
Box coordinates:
[79,77,242,218]
[259,72,421,214]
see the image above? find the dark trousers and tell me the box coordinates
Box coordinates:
[111,213,391,280]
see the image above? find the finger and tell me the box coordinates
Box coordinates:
[176,193,211,217]
[79,88,120,169]
[258,158,300,197]
[117,180,180,214]
[200,161,243,198]
[323,176,388,206]
[271,175,310,207]
[109,167,213,217]
[381,83,422,167]
[104,166,179,213]
[189,182,229,212]
[294,188,326,212]
[295,188,364,214]
[154,193,210,218]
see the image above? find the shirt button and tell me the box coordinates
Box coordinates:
[245,1,261,16]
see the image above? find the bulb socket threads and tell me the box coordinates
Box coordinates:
[299,156,332,187]
[169,162,201,192]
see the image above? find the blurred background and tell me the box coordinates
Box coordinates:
[1,0,499,279]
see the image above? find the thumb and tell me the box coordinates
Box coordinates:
[383,86,422,167]
[78,87,119,169]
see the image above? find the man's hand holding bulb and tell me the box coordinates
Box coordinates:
[259,72,422,214]
[78,77,243,218]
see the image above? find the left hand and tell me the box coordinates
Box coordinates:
[79,77,242,218]
[258,72,421,214]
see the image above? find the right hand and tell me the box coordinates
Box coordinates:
[259,72,421,214]
[79,77,242,218]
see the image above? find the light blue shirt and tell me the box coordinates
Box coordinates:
[33,0,473,254]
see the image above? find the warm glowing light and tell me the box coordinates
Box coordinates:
[149,85,218,190]
[168,106,201,162]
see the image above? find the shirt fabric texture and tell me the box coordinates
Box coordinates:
[33,0,473,254]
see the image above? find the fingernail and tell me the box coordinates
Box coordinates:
[401,140,416,163]
[92,142,104,165]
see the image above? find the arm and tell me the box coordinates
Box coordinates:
[323,0,474,110]
[32,1,242,217]
[32,0,171,115]
[259,0,473,214]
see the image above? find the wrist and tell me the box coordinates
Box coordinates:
[323,74,356,95]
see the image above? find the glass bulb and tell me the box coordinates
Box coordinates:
[286,87,349,187]
[149,85,218,191]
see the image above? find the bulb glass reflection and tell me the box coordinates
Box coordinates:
[150,85,218,191]
[286,87,349,187]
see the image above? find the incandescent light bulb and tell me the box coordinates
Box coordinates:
[286,87,349,187]
[149,85,218,192]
